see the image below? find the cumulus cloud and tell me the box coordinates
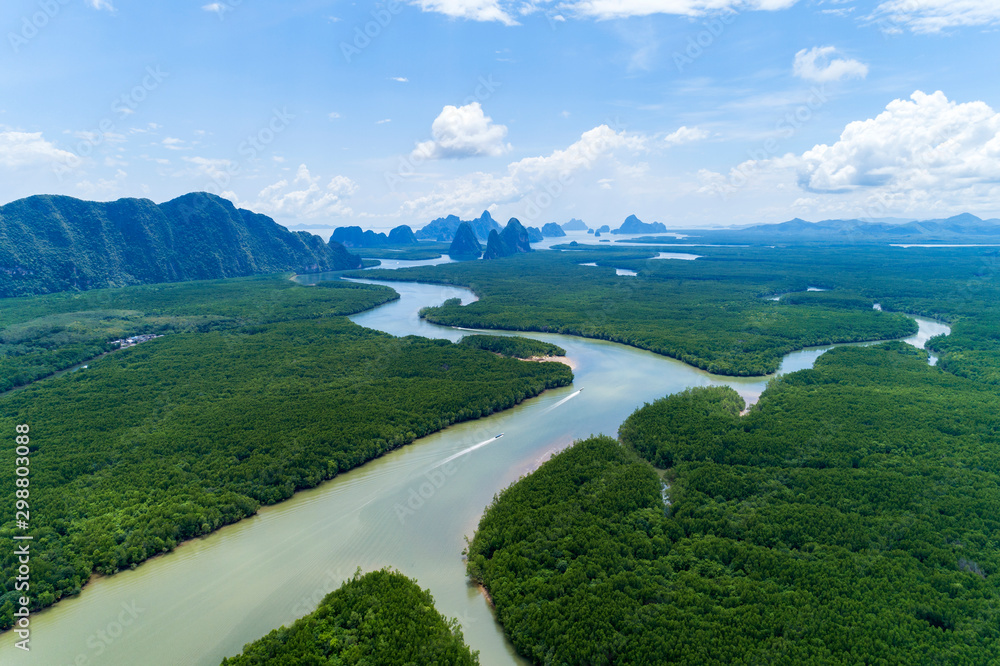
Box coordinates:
[797,91,1000,194]
[413,103,510,160]
[699,91,1000,217]
[403,124,645,216]
[664,126,709,146]
[871,0,1000,34]
[509,124,644,179]
[162,137,187,150]
[409,0,520,25]
[76,169,128,198]
[793,46,868,82]
[409,0,799,23]
[182,156,234,183]
[0,130,77,168]
[568,0,798,19]
[240,164,357,219]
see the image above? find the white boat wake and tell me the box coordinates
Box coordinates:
[542,388,583,415]
[432,435,503,469]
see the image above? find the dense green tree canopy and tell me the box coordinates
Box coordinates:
[0,276,571,628]
[458,334,565,359]
[356,247,930,376]
[221,569,479,665]
[468,343,1000,665]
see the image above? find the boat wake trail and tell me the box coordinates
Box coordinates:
[432,435,503,469]
[542,388,583,415]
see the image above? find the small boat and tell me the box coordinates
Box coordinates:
[495,433,504,439]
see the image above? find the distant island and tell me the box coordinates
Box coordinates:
[613,214,668,235]
[417,210,502,242]
[448,221,483,260]
[331,224,419,248]
[484,218,533,259]
[542,222,567,237]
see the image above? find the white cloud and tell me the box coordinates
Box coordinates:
[797,90,1000,194]
[236,165,357,219]
[793,46,868,82]
[376,119,392,125]
[871,0,1000,33]
[182,156,234,182]
[0,130,77,168]
[202,3,226,14]
[328,112,341,120]
[409,0,520,25]
[402,124,645,216]
[700,91,1000,218]
[409,0,799,24]
[72,130,125,145]
[76,169,128,198]
[389,77,409,83]
[413,103,510,159]
[509,124,645,179]
[87,0,115,11]
[162,137,186,150]
[664,126,709,146]
[567,0,798,19]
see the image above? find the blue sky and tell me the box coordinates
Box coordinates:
[2,0,999,231]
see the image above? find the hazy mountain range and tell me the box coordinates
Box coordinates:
[665,213,1000,243]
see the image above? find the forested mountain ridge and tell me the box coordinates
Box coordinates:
[0,192,360,297]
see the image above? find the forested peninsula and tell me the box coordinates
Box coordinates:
[468,343,1000,664]
[0,275,571,628]
[222,570,479,665]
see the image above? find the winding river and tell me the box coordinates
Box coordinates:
[0,274,949,666]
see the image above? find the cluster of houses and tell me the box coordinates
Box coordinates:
[111,334,163,349]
